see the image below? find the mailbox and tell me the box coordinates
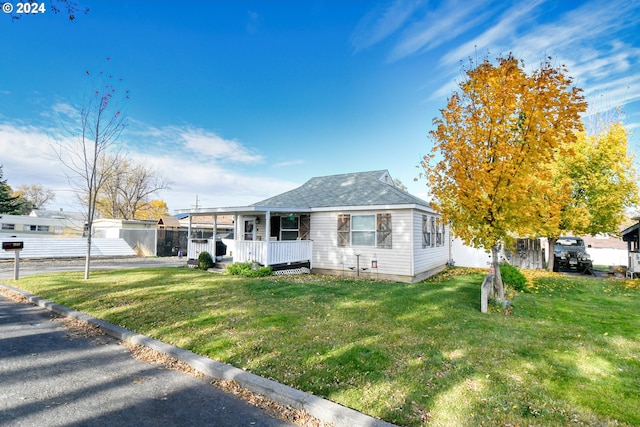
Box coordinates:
[2,241,24,251]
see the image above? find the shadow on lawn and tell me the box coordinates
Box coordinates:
[10,268,640,426]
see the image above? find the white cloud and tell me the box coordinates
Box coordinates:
[273,159,305,168]
[350,0,422,52]
[417,0,640,125]
[129,124,263,163]
[0,119,298,214]
[388,1,493,62]
[51,102,78,119]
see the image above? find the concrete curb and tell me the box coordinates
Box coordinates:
[1,283,396,427]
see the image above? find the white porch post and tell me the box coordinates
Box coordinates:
[265,211,271,265]
[265,211,270,242]
[213,214,218,257]
[233,213,238,242]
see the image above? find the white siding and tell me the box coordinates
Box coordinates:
[310,209,417,280]
[412,211,450,278]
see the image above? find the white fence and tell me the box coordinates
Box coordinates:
[0,238,135,259]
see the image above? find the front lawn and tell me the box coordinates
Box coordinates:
[5,268,639,426]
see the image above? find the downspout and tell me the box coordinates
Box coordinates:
[448,221,452,265]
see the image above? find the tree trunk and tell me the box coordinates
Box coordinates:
[84,234,92,280]
[491,246,504,299]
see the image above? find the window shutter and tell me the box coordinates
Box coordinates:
[337,214,350,247]
[376,213,392,249]
[299,215,310,240]
[431,217,436,247]
[422,215,428,248]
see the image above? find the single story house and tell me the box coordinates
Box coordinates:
[1,209,85,238]
[179,170,450,283]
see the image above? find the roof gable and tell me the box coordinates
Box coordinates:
[252,170,429,209]
[158,216,181,227]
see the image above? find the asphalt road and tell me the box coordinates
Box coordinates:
[0,293,292,427]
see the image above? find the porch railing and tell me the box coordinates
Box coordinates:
[234,240,313,266]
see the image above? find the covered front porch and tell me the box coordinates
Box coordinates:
[183,206,313,268]
[189,238,312,267]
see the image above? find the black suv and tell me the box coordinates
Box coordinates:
[553,237,592,272]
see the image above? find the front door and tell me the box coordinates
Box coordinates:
[243,219,255,241]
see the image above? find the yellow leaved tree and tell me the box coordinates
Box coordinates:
[135,199,170,220]
[546,120,639,271]
[420,55,586,298]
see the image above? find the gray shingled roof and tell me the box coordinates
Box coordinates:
[251,170,430,209]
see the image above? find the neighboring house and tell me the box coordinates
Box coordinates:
[180,170,450,283]
[179,215,235,240]
[0,209,85,238]
[622,217,640,277]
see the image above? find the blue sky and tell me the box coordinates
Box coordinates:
[1,0,639,214]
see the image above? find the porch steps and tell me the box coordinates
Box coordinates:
[212,258,232,272]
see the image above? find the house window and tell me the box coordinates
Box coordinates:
[352,215,376,246]
[280,216,299,241]
[337,213,392,248]
[436,219,442,246]
[422,215,430,248]
[37,225,50,232]
[1,223,15,230]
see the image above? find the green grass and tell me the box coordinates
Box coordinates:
[5,267,640,426]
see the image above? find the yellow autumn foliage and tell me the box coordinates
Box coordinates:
[421,55,587,250]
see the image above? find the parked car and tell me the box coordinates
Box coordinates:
[553,236,592,272]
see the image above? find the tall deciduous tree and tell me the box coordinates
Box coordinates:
[546,120,639,270]
[95,158,171,220]
[53,64,128,279]
[420,55,586,298]
[12,184,56,214]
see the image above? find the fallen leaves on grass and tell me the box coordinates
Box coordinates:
[424,267,485,282]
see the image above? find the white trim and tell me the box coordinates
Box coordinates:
[182,203,437,216]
